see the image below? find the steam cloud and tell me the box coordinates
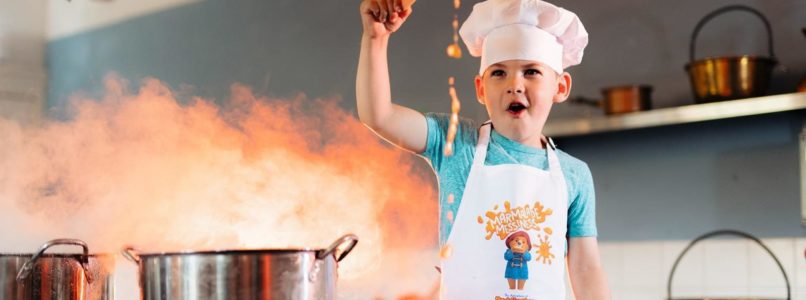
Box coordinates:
[0,75,439,297]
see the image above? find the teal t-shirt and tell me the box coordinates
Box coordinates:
[419,113,598,246]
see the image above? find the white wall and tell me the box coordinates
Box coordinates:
[601,238,804,299]
[47,0,200,40]
[0,0,47,124]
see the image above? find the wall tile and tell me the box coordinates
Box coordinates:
[620,286,663,300]
[622,241,662,289]
[748,286,791,299]
[0,98,39,125]
[748,238,794,293]
[662,239,705,292]
[602,239,805,299]
[795,238,806,290]
[599,242,623,290]
[703,239,749,294]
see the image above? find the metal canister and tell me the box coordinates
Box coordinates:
[123,234,358,300]
[0,239,115,300]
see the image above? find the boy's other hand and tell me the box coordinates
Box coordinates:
[360,0,415,39]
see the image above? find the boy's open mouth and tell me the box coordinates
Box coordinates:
[507,102,528,115]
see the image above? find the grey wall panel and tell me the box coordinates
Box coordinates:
[46,0,806,241]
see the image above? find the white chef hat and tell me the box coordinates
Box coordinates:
[459,0,588,75]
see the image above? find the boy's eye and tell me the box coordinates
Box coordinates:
[490,70,505,77]
[524,69,541,76]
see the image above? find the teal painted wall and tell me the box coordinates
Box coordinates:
[556,111,806,240]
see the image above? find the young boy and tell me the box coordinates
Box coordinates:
[356,0,610,298]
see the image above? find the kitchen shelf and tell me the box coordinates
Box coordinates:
[544,92,806,137]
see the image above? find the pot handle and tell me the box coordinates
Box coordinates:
[317,234,359,262]
[689,5,776,63]
[121,246,141,264]
[16,239,93,283]
[568,96,602,108]
[666,229,790,300]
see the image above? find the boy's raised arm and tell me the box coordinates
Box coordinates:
[356,0,428,154]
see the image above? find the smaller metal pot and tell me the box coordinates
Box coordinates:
[601,85,653,115]
[0,239,115,300]
[571,85,653,115]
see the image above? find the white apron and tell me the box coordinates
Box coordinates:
[441,123,569,300]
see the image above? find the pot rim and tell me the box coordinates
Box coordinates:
[685,55,778,68]
[0,253,113,258]
[601,84,653,92]
[124,234,359,262]
[131,248,328,258]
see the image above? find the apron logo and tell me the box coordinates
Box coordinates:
[477,200,557,292]
[477,201,553,240]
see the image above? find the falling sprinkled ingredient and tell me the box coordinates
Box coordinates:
[446,15,463,59]
[444,77,461,156]
[439,244,453,260]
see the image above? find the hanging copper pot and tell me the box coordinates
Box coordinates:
[685,5,778,103]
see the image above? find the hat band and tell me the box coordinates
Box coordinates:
[479,24,563,75]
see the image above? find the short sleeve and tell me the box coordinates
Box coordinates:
[567,162,597,237]
[420,112,477,172]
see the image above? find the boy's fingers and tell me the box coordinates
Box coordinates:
[375,0,386,21]
[402,0,416,10]
[371,1,382,21]
[399,7,412,19]
[385,0,395,15]
[375,0,385,22]
[364,0,378,21]
[384,0,392,22]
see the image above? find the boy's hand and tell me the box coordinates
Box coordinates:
[360,0,415,39]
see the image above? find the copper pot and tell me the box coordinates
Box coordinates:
[572,85,653,115]
[601,85,653,115]
[685,5,778,103]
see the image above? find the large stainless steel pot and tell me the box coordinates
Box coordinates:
[122,234,358,300]
[0,239,115,300]
[685,5,777,103]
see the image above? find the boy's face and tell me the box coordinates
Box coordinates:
[474,59,572,148]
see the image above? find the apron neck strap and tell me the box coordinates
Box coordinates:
[545,137,557,150]
[544,137,563,178]
[476,122,563,176]
[473,122,493,168]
